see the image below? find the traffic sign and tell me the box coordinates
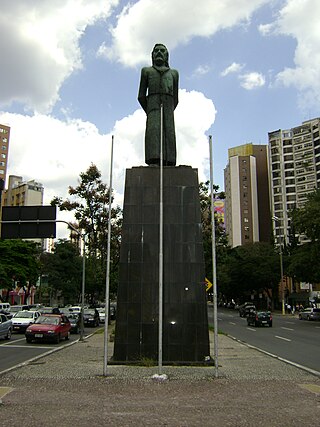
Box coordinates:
[1,205,56,238]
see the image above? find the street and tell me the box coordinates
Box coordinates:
[0,326,101,374]
[209,306,320,373]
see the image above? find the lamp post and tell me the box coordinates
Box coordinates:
[272,216,285,315]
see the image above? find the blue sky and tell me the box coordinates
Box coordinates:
[1,0,320,238]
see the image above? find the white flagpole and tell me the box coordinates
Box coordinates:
[209,135,219,378]
[103,134,114,376]
[158,104,164,375]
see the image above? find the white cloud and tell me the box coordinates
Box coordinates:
[192,65,211,77]
[0,0,118,113]
[221,62,245,77]
[0,89,215,237]
[102,0,270,67]
[260,0,320,109]
[239,72,266,90]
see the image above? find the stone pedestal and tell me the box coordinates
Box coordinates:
[113,166,209,363]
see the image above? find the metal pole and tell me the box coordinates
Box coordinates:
[79,233,86,341]
[209,135,219,378]
[272,216,285,315]
[279,241,285,315]
[158,104,164,375]
[103,135,114,376]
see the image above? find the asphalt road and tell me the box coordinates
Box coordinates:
[209,306,320,373]
[0,327,101,374]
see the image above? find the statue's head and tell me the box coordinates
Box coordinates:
[152,43,169,67]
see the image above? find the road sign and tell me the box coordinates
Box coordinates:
[1,205,56,238]
[205,277,213,292]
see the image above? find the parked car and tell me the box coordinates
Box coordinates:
[25,314,71,343]
[238,301,254,317]
[247,310,272,327]
[298,308,320,321]
[0,303,11,312]
[97,307,106,324]
[110,302,117,320]
[83,309,100,327]
[239,303,256,317]
[70,306,82,313]
[12,310,41,333]
[10,305,30,315]
[0,308,12,319]
[0,313,12,340]
[68,312,81,334]
[39,306,61,315]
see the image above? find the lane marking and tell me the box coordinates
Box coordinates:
[229,322,236,325]
[0,337,26,346]
[281,327,294,331]
[0,345,54,349]
[298,384,320,395]
[275,335,291,342]
[246,328,256,332]
[0,331,97,377]
[0,387,14,403]
[226,334,320,378]
[285,321,295,325]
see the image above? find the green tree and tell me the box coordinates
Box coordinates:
[0,239,40,301]
[51,164,122,301]
[40,239,82,304]
[199,181,229,299]
[226,242,280,302]
[290,189,320,242]
[288,189,320,283]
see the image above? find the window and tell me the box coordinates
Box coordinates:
[244,218,249,223]
[1,153,6,159]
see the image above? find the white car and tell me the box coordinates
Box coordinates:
[12,310,41,333]
[97,308,106,323]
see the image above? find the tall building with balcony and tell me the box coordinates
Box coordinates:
[268,118,320,245]
[224,143,271,248]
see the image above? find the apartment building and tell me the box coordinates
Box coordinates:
[224,143,271,248]
[0,124,10,209]
[0,124,10,183]
[3,175,44,207]
[268,117,320,244]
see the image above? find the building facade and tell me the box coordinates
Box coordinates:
[268,117,320,245]
[224,143,271,248]
[3,175,44,207]
[0,124,10,183]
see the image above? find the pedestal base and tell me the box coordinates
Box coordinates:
[113,166,209,363]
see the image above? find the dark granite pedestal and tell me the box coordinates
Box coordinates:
[113,166,210,363]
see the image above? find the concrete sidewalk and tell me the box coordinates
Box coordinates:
[0,329,319,426]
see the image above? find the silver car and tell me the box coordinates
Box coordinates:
[299,308,320,321]
[0,313,12,340]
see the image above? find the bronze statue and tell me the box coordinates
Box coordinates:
[138,44,179,166]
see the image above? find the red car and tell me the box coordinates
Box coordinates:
[25,314,71,343]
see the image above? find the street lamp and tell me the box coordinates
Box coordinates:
[272,216,285,315]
